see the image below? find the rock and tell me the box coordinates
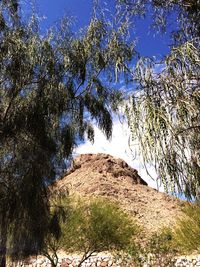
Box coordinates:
[51,153,184,234]
[100,261,108,267]
[61,261,69,267]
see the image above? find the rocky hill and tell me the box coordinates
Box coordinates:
[52,153,184,234]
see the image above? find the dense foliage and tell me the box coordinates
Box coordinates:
[119,0,200,198]
[117,0,200,42]
[43,196,138,267]
[126,41,200,196]
[0,0,135,264]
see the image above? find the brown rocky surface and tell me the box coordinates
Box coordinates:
[52,153,185,234]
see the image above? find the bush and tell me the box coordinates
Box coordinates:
[127,228,177,267]
[43,196,139,266]
[174,202,200,253]
[144,228,177,267]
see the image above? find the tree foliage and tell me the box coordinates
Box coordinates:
[0,0,135,263]
[117,0,200,42]
[43,196,138,267]
[119,0,200,198]
[126,41,200,197]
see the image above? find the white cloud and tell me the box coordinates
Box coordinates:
[75,115,164,191]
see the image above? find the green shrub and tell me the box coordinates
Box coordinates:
[145,228,177,267]
[127,228,177,267]
[43,196,139,266]
[174,202,200,253]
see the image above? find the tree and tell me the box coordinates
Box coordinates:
[0,1,135,265]
[174,202,200,253]
[126,42,200,197]
[42,193,71,267]
[43,196,138,267]
[117,0,200,42]
[116,0,200,198]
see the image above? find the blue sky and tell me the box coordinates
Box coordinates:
[34,0,171,58]
[31,0,173,190]
[35,0,92,29]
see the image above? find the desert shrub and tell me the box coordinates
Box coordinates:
[43,196,139,266]
[127,228,177,267]
[174,202,200,253]
[88,199,137,249]
[145,228,177,267]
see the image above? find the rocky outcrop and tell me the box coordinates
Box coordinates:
[60,153,147,185]
[52,153,184,233]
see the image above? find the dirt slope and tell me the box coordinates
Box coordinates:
[52,153,184,233]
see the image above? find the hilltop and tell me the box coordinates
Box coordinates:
[52,153,184,233]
